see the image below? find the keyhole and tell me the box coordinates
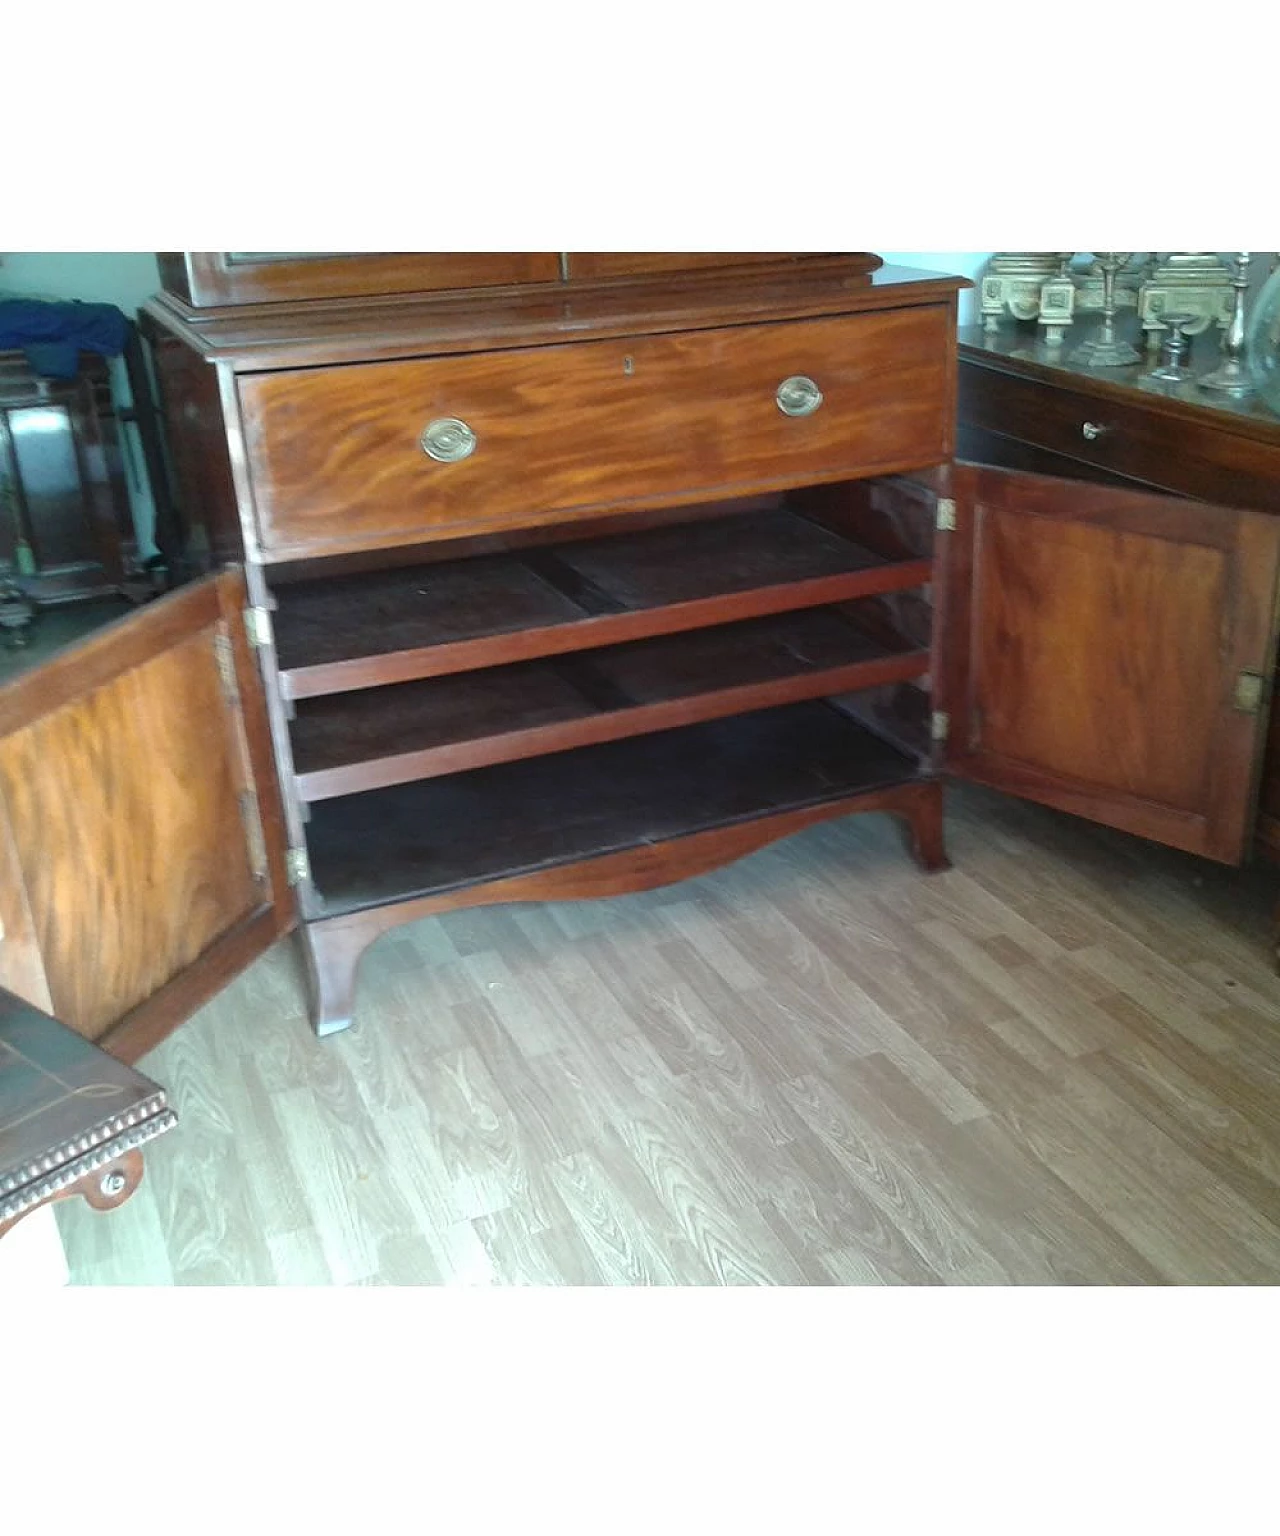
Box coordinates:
[623,355,634,375]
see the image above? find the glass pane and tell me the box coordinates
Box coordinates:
[7,406,87,569]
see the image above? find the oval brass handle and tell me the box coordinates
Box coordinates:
[776,375,824,417]
[421,417,477,463]
[1081,421,1107,441]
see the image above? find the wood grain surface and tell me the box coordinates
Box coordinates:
[146,333,248,571]
[299,701,925,918]
[0,803,53,1014]
[0,631,259,1039]
[273,503,933,699]
[563,253,836,282]
[159,252,563,307]
[52,780,1280,1285]
[288,608,928,800]
[950,467,1280,864]
[238,306,952,558]
[144,259,962,372]
[958,327,1280,508]
[0,573,291,1049]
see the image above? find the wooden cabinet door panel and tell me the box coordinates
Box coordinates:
[945,465,1280,864]
[0,571,292,1061]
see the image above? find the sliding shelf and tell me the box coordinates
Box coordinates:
[304,698,924,918]
[273,505,933,700]
[829,679,935,762]
[288,604,930,801]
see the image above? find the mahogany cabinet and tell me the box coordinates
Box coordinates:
[953,328,1280,866]
[0,253,965,1058]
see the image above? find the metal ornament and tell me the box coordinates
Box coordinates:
[1199,252,1255,396]
[1148,312,1198,383]
[1037,258,1077,347]
[980,253,1070,333]
[1070,253,1143,367]
[1139,253,1233,349]
[1072,253,1147,315]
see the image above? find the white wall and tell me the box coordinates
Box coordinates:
[0,252,162,315]
[880,253,991,326]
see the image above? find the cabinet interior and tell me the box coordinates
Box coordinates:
[265,476,942,914]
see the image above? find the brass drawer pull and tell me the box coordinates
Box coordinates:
[1081,421,1107,441]
[421,418,477,463]
[776,375,824,417]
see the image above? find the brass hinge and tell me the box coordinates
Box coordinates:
[213,632,239,701]
[286,846,311,886]
[238,789,268,882]
[935,498,957,532]
[244,606,274,648]
[1233,670,1267,715]
[931,710,950,743]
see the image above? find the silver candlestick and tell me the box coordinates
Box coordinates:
[1199,251,1254,396]
[1148,312,1198,383]
[1071,252,1143,367]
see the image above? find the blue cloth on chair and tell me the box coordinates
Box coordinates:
[0,298,130,379]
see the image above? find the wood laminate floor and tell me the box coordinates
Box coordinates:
[55,784,1280,1285]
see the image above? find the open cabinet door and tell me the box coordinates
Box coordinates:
[0,570,293,1063]
[938,463,1280,864]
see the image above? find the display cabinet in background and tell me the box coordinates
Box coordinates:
[0,351,136,617]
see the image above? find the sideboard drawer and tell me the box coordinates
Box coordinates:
[239,305,952,559]
[959,360,1280,511]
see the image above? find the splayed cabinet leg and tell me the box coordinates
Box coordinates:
[896,780,950,873]
[300,921,372,1037]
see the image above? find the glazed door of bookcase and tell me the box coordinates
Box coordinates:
[0,569,293,1063]
[938,463,1280,863]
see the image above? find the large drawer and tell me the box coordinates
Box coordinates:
[238,305,952,559]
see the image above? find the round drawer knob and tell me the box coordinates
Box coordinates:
[421,417,477,463]
[1081,421,1107,441]
[776,375,824,417]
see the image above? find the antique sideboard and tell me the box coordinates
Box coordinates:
[1,256,1275,1064]
[0,253,971,1056]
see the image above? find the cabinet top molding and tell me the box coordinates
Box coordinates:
[143,255,968,372]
